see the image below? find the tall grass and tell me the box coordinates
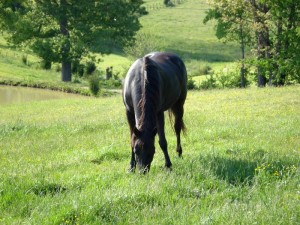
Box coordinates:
[0,86,299,224]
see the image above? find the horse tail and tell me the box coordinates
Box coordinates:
[168,109,187,136]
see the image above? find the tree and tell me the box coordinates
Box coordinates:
[205,0,300,87]
[204,0,252,88]
[1,0,147,82]
[0,0,26,33]
[268,0,300,85]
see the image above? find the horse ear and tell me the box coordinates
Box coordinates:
[133,127,142,137]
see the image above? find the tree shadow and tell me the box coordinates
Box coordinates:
[91,151,128,165]
[198,149,298,186]
[204,155,258,185]
[165,40,241,63]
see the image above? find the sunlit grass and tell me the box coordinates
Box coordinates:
[0,86,299,224]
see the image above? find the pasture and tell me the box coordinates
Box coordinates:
[0,86,299,224]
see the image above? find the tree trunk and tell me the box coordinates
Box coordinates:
[240,23,246,88]
[274,17,283,86]
[62,61,72,82]
[60,0,71,82]
[250,0,269,87]
[257,33,267,87]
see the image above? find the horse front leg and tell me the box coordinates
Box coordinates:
[157,112,172,168]
[126,110,136,172]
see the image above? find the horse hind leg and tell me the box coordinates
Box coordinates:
[171,101,186,157]
[157,112,172,168]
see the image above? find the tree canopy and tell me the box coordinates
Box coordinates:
[204,0,300,86]
[1,0,147,81]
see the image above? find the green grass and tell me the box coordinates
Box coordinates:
[1,86,299,224]
[140,0,241,75]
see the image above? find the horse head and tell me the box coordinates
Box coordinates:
[132,127,157,173]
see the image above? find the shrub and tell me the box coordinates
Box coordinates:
[89,75,101,96]
[217,67,250,88]
[187,77,197,90]
[72,60,85,77]
[198,65,212,75]
[41,60,51,70]
[55,64,61,72]
[85,61,97,75]
[22,55,27,65]
[199,74,217,89]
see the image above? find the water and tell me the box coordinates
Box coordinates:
[0,85,80,105]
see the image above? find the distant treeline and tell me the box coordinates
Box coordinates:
[204,0,300,87]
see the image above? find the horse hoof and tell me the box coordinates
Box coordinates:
[164,166,173,172]
[165,162,172,168]
[127,167,135,173]
[177,147,183,157]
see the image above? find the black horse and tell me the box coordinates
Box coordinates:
[123,52,187,172]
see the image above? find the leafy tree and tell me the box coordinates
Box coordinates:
[1,0,147,82]
[204,0,252,88]
[205,0,300,87]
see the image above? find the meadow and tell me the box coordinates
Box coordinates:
[0,86,299,224]
[0,0,299,224]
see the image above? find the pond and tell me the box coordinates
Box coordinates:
[0,85,81,105]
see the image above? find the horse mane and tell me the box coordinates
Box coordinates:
[138,56,160,132]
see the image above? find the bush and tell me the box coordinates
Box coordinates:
[22,55,27,65]
[198,65,212,75]
[216,67,250,88]
[55,64,61,72]
[41,60,51,70]
[72,60,85,77]
[85,61,97,75]
[89,75,101,96]
[199,74,217,89]
[187,77,197,90]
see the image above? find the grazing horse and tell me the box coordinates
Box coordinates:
[123,52,187,172]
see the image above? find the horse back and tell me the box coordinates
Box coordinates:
[146,52,187,110]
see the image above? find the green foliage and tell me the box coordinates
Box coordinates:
[199,74,217,90]
[40,60,51,70]
[205,0,300,86]
[124,32,163,59]
[89,75,101,96]
[71,60,84,77]
[1,0,147,81]
[21,54,27,65]
[187,77,196,90]
[217,66,250,88]
[85,61,97,76]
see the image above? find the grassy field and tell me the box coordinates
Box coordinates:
[1,86,299,224]
[0,1,299,223]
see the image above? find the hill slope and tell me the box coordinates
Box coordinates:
[0,0,240,85]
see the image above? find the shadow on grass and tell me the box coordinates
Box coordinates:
[203,155,258,185]
[199,149,299,186]
[30,183,67,197]
[166,41,241,63]
[91,151,128,165]
[168,48,236,63]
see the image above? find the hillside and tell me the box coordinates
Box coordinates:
[136,0,241,74]
[0,0,240,87]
